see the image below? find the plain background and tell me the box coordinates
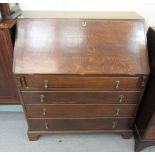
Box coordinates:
[19,0,155,27]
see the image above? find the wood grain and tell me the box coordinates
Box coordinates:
[25,104,137,118]
[17,75,144,91]
[28,117,133,131]
[13,17,149,140]
[0,28,19,104]
[13,19,149,75]
[22,91,141,105]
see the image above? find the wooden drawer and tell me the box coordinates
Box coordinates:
[17,75,144,90]
[25,104,137,118]
[28,117,133,131]
[22,91,141,105]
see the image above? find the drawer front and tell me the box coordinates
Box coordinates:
[17,75,143,90]
[25,104,137,118]
[28,118,133,131]
[22,91,141,105]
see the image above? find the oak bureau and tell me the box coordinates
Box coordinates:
[13,12,149,140]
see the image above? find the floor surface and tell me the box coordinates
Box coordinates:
[0,112,155,152]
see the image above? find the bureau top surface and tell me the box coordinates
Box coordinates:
[13,18,149,75]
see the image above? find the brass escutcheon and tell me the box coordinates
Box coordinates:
[81,21,87,27]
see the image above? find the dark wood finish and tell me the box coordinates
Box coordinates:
[25,104,136,117]
[28,117,133,131]
[0,3,11,16]
[134,27,155,151]
[13,19,149,75]
[27,129,133,141]
[0,22,19,104]
[145,125,155,139]
[143,113,155,140]
[17,75,145,91]
[135,139,155,152]
[22,91,141,105]
[27,132,40,141]
[13,16,149,140]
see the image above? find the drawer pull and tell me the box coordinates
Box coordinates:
[119,95,124,103]
[81,21,87,27]
[115,108,120,116]
[112,121,117,129]
[40,94,45,103]
[42,108,47,116]
[45,122,48,130]
[115,80,120,89]
[44,80,48,88]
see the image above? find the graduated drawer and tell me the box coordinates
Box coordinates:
[17,75,145,90]
[22,91,141,105]
[25,104,137,118]
[28,117,133,131]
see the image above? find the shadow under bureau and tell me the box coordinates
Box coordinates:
[13,12,149,141]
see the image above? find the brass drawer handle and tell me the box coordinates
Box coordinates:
[81,21,87,27]
[42,108,47,116]
[112,121,117,129]
[119,95,124,103]
[44,80,48,88]
[115,108,120,116]
[115,80,120,89]
[40,94,45,103]
[45,122,48,130]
